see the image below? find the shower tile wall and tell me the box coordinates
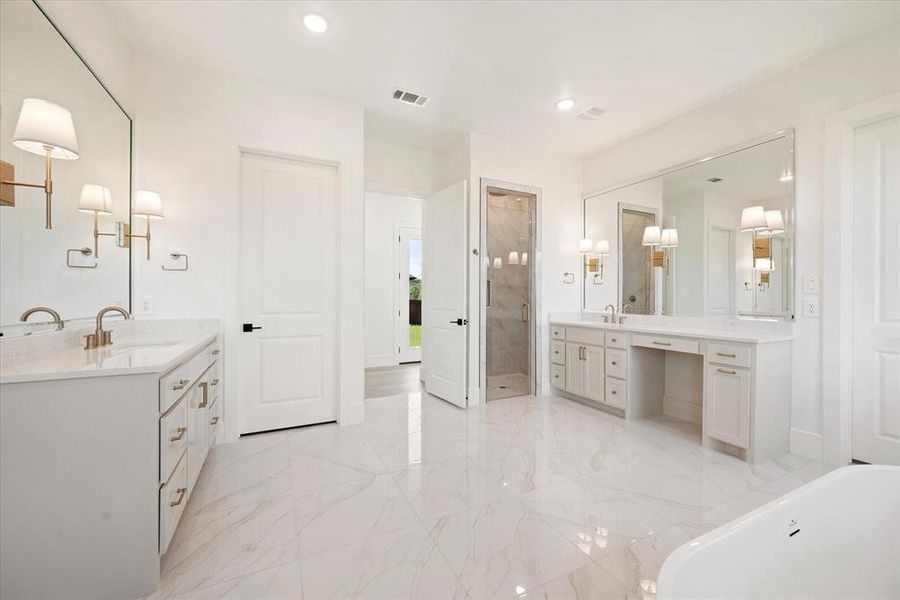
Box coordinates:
[487,196,531,380]
[622,211,652,314]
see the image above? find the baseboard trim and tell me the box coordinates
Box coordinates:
[365,355,398,369]
[662,395,701,425]
[790,427,823,460]
[467,386,482,407]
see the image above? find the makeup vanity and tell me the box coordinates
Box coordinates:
[549,315,792,463]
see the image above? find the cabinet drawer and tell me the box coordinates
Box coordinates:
[550,364,566,389]
[566,326,606,347]
[550,340,566,365]
[208,338,222,363]
[159,395,188,485]
[605,331,626,349]
[160,453,188,554]
[209,394,222,447]
[605,348,627,379]
[605,377,626,410]
[551,326,566,341]
[707,342,751,368]
[159,363,191,413]
[208,362,222,405]
[631,333,699,355]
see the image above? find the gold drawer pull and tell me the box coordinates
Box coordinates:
[716,352,736,358]
[611,361,617,365]
[210,416,220,425]
[198,381,209,408]
[610,338,617,343]
[212,349,221,356]
[172,379,190,391]
[652,341,671,347]
[717,368,737,375]
[169,426,187,442]
[169,487,187,507]
[611,390,617,395]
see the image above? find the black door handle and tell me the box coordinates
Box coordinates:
[242,323,262,332]
[449,318,468,326]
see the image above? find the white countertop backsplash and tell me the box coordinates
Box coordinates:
[548,312,793,343]
[0,318,219,384]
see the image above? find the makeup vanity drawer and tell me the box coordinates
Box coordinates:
[159,364,191,412]
[707,342,751,368]
[605,331,626,349]
[566,326,606,347]
[631,333,700,355]
[159,453,188,554]
[208,340,222,363]
[551,340,566,365]
[551,326,566,341]
[550,364,566,389]
[605,348,627,379]
[159,395,187,485]
[605,377,626,410]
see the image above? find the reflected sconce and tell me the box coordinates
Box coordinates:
[641,226,661,246]
[762,209,785,236]
[1,98,79,228]
[579,238,610,283]
[752,236,774,289]
[521,252,528,266]
[128,190,164,260]
[78,184,113,256]
[492,257,503,269]
[740,206,768,232]
[508,251,519,265]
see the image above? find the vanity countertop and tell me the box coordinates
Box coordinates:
[0,319,219,385]
[550,317,793,344]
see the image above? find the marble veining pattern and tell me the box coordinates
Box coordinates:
[153,387,832,599]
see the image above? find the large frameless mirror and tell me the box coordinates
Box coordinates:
[0,0,132,337]
[583,130,795,320]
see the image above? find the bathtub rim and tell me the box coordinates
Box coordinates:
[656,464,900,598]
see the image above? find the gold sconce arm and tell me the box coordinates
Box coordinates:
[0,149,54,229]
[125,219,152,260]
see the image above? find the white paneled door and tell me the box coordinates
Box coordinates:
[423,180,468,408]
[238,151,338,434]
[852,115,900,465]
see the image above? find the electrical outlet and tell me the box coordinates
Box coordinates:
[139,297,153,315]
[803,296,820,318]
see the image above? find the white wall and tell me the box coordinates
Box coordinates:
[364,191,422,367]
[129,53,366,436]
[468,132,582,399]
[581,25,900,457]
[364,139,435,198]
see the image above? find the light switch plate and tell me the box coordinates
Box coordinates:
[803,296,820,318]
[804,275,820,294]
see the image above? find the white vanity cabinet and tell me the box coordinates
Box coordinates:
[0,329,222,600]
[549,319,792,464]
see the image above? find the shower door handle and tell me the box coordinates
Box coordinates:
[486,280,491,307]
[521,303,529,323]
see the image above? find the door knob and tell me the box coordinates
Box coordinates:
[242,323,262,332]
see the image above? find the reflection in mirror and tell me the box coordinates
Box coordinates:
[0,1,131,336]
[584,130,794,320]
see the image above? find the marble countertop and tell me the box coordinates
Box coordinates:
[0,319,218,384]
[550,318,793,344]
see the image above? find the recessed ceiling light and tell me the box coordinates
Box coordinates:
[303,13,328,33]
[556,98,575,111]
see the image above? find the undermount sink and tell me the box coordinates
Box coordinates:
[105,339,183,352]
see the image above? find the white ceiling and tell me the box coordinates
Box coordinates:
[102,1,899,156]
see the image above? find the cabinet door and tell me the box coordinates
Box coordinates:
[565,343,585,396]
[187,380,211,488]
[705,366,750,448]
[583,345,605,403]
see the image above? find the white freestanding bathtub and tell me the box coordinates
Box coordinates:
[658,465,900,599]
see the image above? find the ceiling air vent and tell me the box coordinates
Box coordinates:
[392,88,429,107]
[577,106,606,121]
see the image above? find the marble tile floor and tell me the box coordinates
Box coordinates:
[365,363,423,399]
[153,392,833,599]
[486,372,532,401]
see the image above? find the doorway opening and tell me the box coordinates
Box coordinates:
[399,227,422,363]
[483,183,538,401]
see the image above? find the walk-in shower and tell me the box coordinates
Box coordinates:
[483,184,537,401]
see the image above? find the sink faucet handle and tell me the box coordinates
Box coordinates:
[101,330,113,346]
[83,333,99,350]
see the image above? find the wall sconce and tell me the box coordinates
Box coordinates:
[0,98,79,229]
[579,238,610,283]
[127,190,164,260]
[492,257,503,268]
[642,224,678,273]
[78,184,114,256]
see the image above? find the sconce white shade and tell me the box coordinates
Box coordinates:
[492,257,503,268]
[521,252,528,266]
[740,206,768,231]
[660,228,679,248]
[595,240,610,255]
[12,98,79,160]
[508,251,520,265]
[578,238,594,253]
[764,209,785,235]
[641,226,661,246]
[133,190,164,219]
[78,184,112,214]
[755,257,775,271]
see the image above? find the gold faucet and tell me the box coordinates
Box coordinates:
[19,306,63,331]
[84,306,131,349]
